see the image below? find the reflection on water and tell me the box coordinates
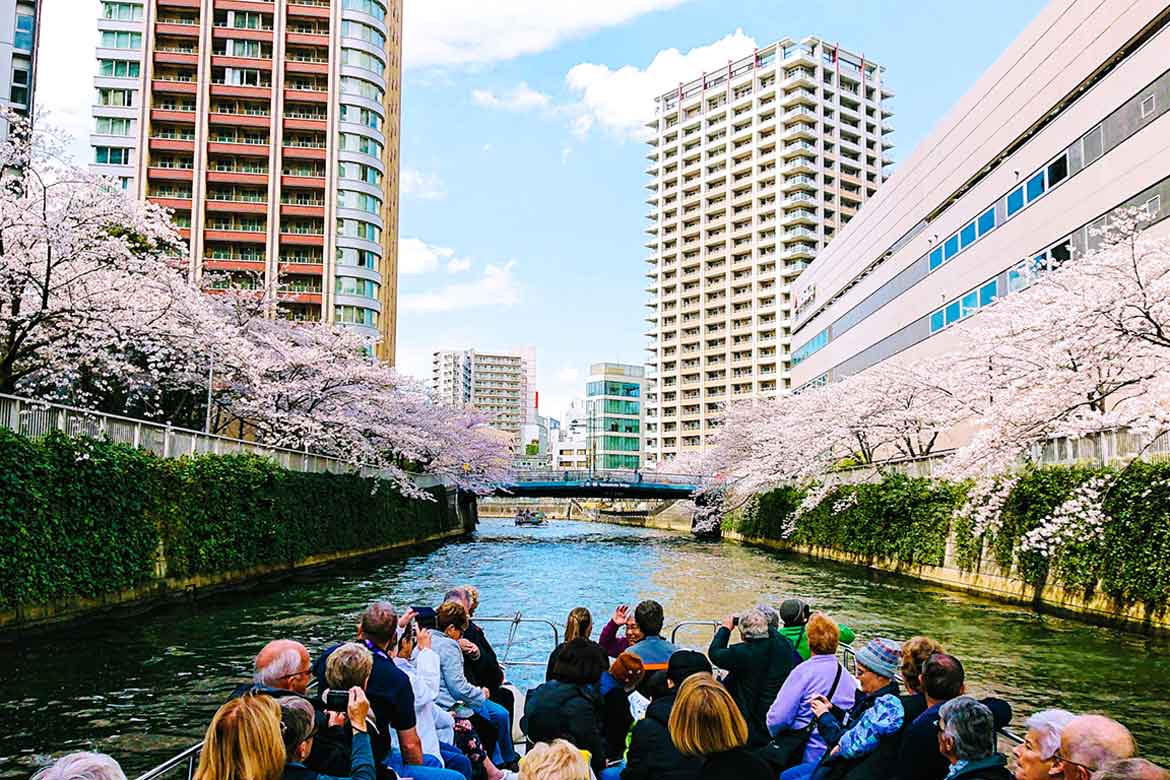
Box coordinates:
[2,519,1168,777]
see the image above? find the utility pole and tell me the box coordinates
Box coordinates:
[204,354,215,434]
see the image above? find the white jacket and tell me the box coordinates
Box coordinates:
[393,648,445,763]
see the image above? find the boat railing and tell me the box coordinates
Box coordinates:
[133,616,1026,780]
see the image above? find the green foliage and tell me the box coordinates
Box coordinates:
[0,430,453,610]
[729,462,1170,612]
[735,474,964,567]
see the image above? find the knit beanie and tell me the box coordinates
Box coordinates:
[855,637,902,679]
[779,598,810,627]
[609,652,645,689]
[665,649,712,686]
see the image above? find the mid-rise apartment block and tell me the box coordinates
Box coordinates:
[643,37,893,461]
[91,0,403,361]
[432,349,533,444]
[791,0,1170,393]
[586,363,646,471]
[0,0,40,137]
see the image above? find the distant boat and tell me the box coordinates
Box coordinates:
[514,511,548,526]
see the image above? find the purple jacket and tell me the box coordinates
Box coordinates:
[765,653,858,765]
[599,619,630,658]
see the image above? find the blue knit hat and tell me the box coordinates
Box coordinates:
[855,638,901,679]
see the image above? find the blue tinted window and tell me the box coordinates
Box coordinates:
[978,208,995,236]
[960,223,976,248]
[929,247,944,270]
[961,291,978,317]
[944,235,959,259]
[945,301,960,325]
[979,280,997,306]
[1031,252,1047,273]
[930,310,944,332]
[1026,172,1045,202]
[1007,187,1024,216]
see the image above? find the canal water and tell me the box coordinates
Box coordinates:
[2,519,1169,777]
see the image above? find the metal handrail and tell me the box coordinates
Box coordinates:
[136,743,200,780]
[475,614,560,668]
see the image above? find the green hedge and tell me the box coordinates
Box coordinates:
[731,464,1170,613]
[0,430,454,610]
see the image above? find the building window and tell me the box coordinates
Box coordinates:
[95,117,132,136]
[94,146,131,165]
[99,59,141,78]
[1026,171,1045,202]
[1140,94,1155,119]
[343,0,387,22]
[1006,186,1024,217]
[14,13,34,51]
[1047,154,1068,187]
[944,301,960,326]
[929,310,944,333]
[979,280,997,306]
[943,234,959,260]
[977,207,995,236]
[959,222,976,249]
[1144,195,1162,221]
[102,2,144,21]
[100,30,142,50]
[1082,125,1104,164]
[929,246,943,271]
[97,88,133,107]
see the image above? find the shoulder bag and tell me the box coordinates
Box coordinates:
[755,661,844,771]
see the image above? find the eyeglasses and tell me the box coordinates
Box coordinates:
[275,668,312,681]
[1053,750,1096,775]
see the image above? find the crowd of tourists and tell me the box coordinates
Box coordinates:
[32,591,1166,780]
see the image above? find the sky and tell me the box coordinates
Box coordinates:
[38,0,1050,422]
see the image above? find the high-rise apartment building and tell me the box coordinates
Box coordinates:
[432,349,532,444]
[586,363,645,471]
[791,0,1170,393]
[0,0,40,137]
[91,0,403,361]
[643,37,893,462]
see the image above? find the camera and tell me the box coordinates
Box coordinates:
[731,616,740,627]
[323,689,350,713]
[412,606,437,630]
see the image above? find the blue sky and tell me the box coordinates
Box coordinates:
[40,0,1050,421]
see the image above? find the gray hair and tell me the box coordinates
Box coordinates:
[254,644,304,686]
[939,696,997,762]
[756,603,780,630]
[1026,709,1076,760]
[739,608,770,640]
[33,753,126,780]
[1091,759,1170,780]
[279,697,317,754]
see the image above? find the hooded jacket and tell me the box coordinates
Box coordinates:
[521,680,606,774]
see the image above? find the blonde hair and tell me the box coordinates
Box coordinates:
[668,673,748,756]
[194,695,284,780]
[519,739,591,780]
[564,607,592,642]
[901,636,945,694]
[325,642,373,689]
[806,612,840,656]
[460,584,480,614]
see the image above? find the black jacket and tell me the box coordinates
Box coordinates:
[623,691,702,780]
[897,697,1013,780]
[522,680,606,773]
[699,747,774,780]
[601,676,635,761]
[464,621,504,691]
[707,627,797,747]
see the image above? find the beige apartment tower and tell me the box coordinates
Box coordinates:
[643,37,893,462]
[91,0,403,362]
[432,349,534,444]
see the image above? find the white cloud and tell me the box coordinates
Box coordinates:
[471,82,551,111]
[404,0,691,70]
[565,30,758,140]
[446,257,472,273]
[401,168,447,200]
[37,0,101,164]
[401,261,521,314]
[561,146,573,164]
